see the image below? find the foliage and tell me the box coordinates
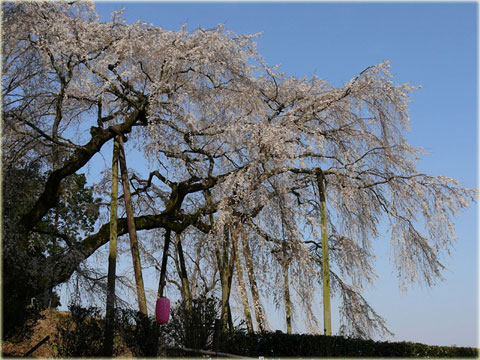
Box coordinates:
[166,294,221,350]
[115,308,165,357]
[1,304,45,345]
[51,299,219,357]
[3,165,100,258]
[115,295,222,355]
[53,304,162,357]
[53,303,105,357]
[2,163,96,341]
[2,163,99,341]
[223,331,479,358]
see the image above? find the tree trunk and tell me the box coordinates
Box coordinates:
[283,261,292,334]
[118,135,147,316]
[19,106,147,239]
[316,169,331,336]
[216,225,236,334]
[241,227,267,332]
[176,233,192,312]
[227,303,234,333]
[226,227,236,334]
[233,227,254,334]
[104,136,119,356]
[157,229,171,298]
[204,190,236,335]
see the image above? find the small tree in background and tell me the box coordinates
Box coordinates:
[166,295,221,350]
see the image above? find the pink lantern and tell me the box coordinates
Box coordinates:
[155,297,170,324]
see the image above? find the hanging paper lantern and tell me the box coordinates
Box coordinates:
[155,297,170,324]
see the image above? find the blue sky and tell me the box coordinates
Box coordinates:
[92,1,478,347]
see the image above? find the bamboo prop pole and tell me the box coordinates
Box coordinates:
[117,135,148,315]
[316,168,331,336]
[104,136,120,356]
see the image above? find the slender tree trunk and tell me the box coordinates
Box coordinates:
[211,222,226,332]
[227,303,234,333]
[204,190,236,334]
[176,233,192,312]
[157,229,171,298]
[118,136,147,315]
[153,229,171,357]
[216,225,236,334]
[104,136,119,356]
[233,228,254,334]
[226,227,237,333]
[241,227,266,332]
[316,169,331,336]
[283,261,292,334]
[189,237,205,299]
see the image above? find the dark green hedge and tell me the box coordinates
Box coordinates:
[221,331,478,358]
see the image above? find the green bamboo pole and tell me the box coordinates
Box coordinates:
[316,168,331,336]
[104,136,119,356]
[118,135,147,316]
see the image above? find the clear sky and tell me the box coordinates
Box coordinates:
[92,1,478,348]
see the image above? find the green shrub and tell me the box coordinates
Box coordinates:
[53,303,105,357]
[165,294,221,350]
[223,331,478,358]
[115,308,164,357]
[54,304,164,357]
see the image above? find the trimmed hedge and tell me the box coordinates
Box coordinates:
[222,331,478,358]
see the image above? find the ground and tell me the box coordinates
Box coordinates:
[1,309,133,358]
[2,309,64,357]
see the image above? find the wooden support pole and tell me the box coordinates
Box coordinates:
[23,335,50,357]
[118,135,147,315]
[104,136,119,356]
[316,168,331,336]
